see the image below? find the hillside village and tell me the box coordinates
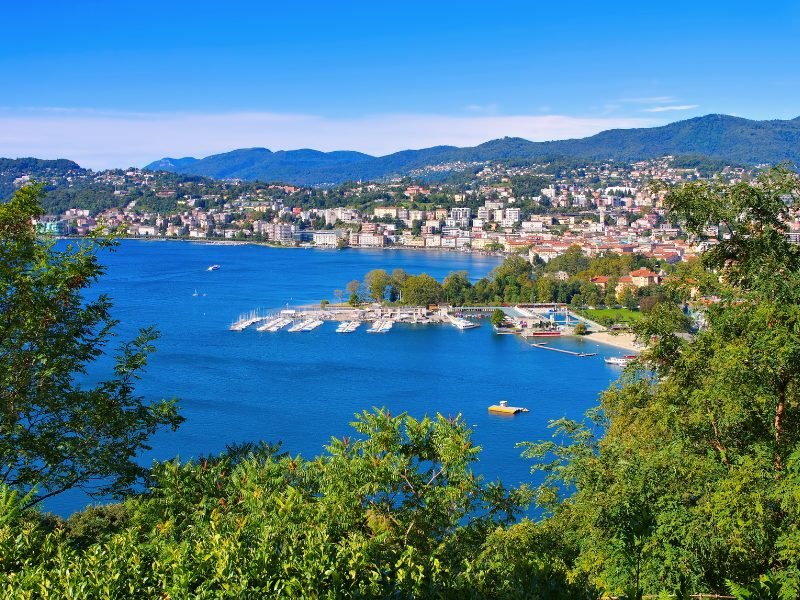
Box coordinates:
[14,155,795,271]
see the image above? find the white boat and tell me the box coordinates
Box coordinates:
[604,355,637,366]
[302,319,324,331]
[336,321,351,333]
[446,313,479,330]
[288,320,310,332]
[207,264,220,271]
[267,318,292,332]
[256,318,280,332]
[453,318,478,330]
[229,310,264,331]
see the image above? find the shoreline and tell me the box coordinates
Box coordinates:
[583,331,642,352]
[55,235,507,258]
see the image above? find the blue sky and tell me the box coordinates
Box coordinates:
[1,0,798,168]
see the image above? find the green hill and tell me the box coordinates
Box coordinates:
[145,114,800,184]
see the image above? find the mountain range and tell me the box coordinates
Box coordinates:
[132,114,800,185]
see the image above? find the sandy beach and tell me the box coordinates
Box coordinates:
[584,331,643,352]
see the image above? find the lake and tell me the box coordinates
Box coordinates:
[48,240,623,516]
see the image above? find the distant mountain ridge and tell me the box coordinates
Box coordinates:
[139,113,797,185]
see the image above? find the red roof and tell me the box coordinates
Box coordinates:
[629,268,658,278]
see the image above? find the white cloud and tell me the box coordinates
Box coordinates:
[0,108,658,170]
[642,104,699,113]
[622,96,676,104]
[464,103,499,114]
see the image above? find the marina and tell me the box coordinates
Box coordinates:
[225,303,607,351]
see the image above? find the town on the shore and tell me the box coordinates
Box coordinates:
[20,155,798,266]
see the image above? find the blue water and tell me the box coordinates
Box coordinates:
[47,240,624,516]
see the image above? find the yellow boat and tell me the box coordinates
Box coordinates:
[488,401,529,415]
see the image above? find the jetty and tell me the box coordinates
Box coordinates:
[302,319,324,331]
[288,320,310,332]
[336,321,360,333]
[230,310,266,331]
[266,318,292,332]
[256,317,282,332]
[367,319,394,333]
[530,342,597,357]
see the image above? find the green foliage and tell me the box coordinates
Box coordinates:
[364,268,393,303]
[518,168,800,598]
[544,245,590,276]
[491,309,507,328]
[0,184,182,507]
[401,273,444,306]
[0,409,561,598]
[582,307,642,327]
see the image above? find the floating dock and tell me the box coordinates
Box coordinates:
[266,318,292,332]
[256,317,281,332]
[488,401,529,415]
[367,319,394,333]
[230,311,266,331]
[336,321,360,333]
[530,343,597,357]
[302,319,324,331]
[288,320,310,332]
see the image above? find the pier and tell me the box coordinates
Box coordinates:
[530,342,597,357]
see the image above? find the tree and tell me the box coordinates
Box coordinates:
[536,276,556,303]
[617,286,638,310]
[401,274,444,306]
[345,279,361,300]
[579,281,601,308]
[442,271,471,305]
[545,244,590,275]
[520,168,800,597]
[0,409,548,598]
[364,269,392,303]
[0,184,182,507]
[573,322,587,335]
[491,308,507,328]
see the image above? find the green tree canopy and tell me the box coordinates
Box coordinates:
[0,184,182,507]
[520,167,800,597]
[401,274,444,306]
[364,268,392,303]
[0,409,571,598]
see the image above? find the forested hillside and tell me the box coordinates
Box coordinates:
[146,114,800,185]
